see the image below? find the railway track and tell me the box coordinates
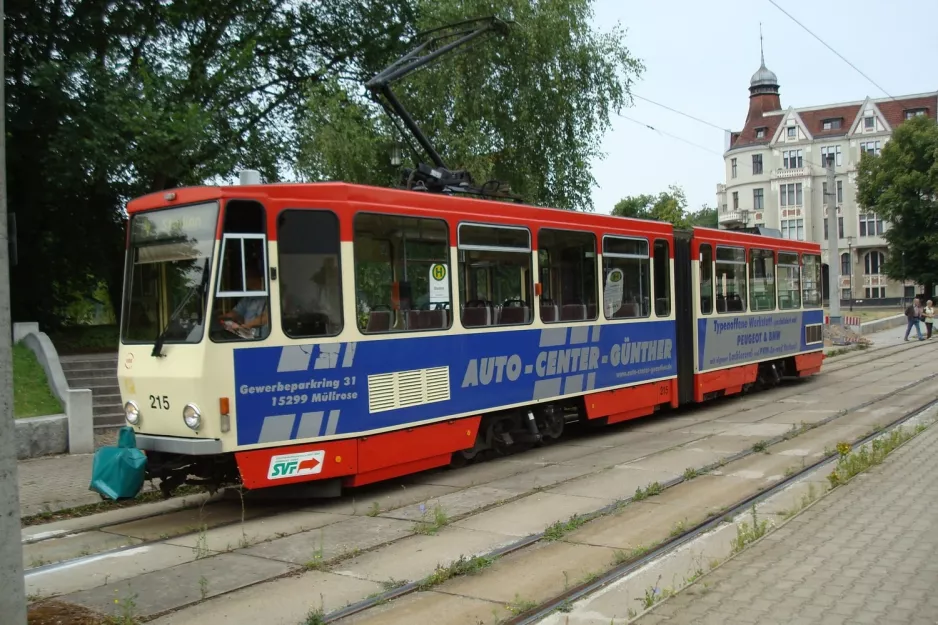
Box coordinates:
[24,337,936,622]
[505,396,938,625]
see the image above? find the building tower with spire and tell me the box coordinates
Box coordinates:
[716,36,937,302]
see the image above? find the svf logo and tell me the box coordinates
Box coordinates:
[267,450,325,480]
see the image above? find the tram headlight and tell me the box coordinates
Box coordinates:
[124,400,140,426]
[183,403,202,430]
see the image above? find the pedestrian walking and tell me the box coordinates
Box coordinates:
[925,300,935,339]
[905,298,925,341]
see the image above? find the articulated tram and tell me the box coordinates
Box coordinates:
[116,180,824,496]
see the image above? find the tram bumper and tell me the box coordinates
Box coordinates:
[89,427,147,500]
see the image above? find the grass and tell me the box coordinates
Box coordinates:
[12,343,63,418]
[731,505,771,554]
[417,555,494,590]
[543,513,590,541]
[413,504,448,535]
[827,425,926,488]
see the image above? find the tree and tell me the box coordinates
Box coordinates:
[612,185,690,227]
[687,205,718,228]
[6,0,415,326]
[299,0,644,212]
[856,116,938,296]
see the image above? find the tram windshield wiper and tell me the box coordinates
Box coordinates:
[151,258,210,358]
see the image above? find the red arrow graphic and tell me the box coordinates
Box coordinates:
[298,456,321,472]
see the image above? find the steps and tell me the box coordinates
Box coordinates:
[60,353,123,428]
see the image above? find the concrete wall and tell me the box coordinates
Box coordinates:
[15,415,68,459]
[861,313,906,335]
[14,323,94,457]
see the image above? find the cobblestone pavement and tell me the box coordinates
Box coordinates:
[633,421,938,625]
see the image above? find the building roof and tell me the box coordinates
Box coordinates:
[750,62,778,89]
[729,92,937,152]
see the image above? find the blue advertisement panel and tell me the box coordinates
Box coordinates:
[696,309,824,372]
[233,321,677,446]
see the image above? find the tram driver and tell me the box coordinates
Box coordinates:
[219,266,269,339]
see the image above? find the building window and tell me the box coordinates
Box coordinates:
[864,251,885,275]
[859,213,885,237]
[699,243,713,315]
[780,183,803,207]
[278,210,343,338]
[753,188,764,210]
[905,286,916,299]
[787,126,796,138]
[823,217,844,241]
[822,181,844,205]
[860,141,881,156]
[732,191,739,210]
[715,246,747,313]
[841,252,850,277]
[603,236,650,319]
[731,158,737,178]
[777,252,801,309]
[755,128,766,139]
[865,287,886,299]
[904,109,926,119]
[782,150,803,169]
[864,116,875,129]
[822,119,842,131]
[538,229,598,324]
[355,213,451,333]
[457,223,533,328]
[749,248,776,311]
[781,219,804,241]
[820,145,842,167]
[752,154,763,174]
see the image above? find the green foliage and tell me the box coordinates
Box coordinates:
[612,186,715,228]
[6,0,416,326]
[12,343,64,418]
[299,0,644,211]
[856,116,938,293]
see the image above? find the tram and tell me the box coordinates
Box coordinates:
[109,17,824,497]
[116,181,824,495]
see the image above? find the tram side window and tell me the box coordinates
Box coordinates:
[749,248,776,311]
[278,210,343,338]
[457,224,533,328]
[354,213,451,334]
[802,253,822,307]
[699,244,713,314]
[777,252,802,310]
[653,239,671,317]
[602,237,650,319]
[212,200,270,342]
[538,229,598,323]
[715,246,747,313]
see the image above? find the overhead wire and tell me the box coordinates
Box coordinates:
[766,0,896,101]
[616,112,725,157]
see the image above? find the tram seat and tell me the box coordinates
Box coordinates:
[716,295,727,313]
[561,304,587,321]
[728,294,745,312]
[461,305,491,327]
[498,306,529,325]
[540,304,560,323]
[366,310,392,332]
[586,303,597,320]
[405,309,448,330]
[655,298,670,316]
[615,303,638,318]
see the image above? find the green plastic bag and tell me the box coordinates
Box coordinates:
[89,426,147,500]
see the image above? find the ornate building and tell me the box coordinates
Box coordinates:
[717,52,937,302]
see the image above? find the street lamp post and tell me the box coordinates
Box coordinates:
[847,236,854,311]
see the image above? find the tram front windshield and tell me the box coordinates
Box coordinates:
[121,202,219,345]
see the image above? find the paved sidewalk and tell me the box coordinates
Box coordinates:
[634,421,938,625]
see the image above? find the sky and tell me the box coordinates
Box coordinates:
[588,0,938,216]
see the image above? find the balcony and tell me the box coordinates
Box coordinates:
[772,167,812,180]
[718,210,749,226]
